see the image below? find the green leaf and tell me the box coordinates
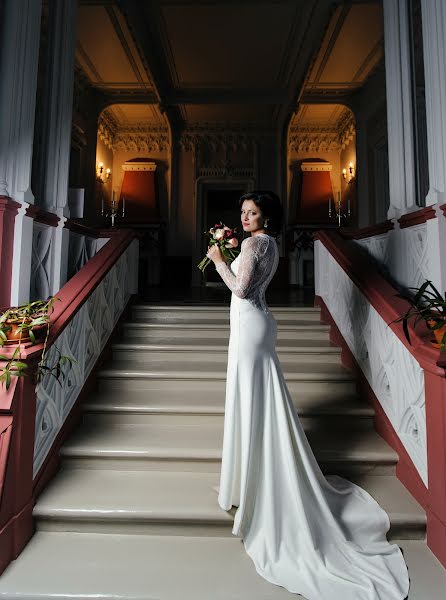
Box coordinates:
[402,319,412,345]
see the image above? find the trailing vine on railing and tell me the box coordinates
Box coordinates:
[0,298,75,389]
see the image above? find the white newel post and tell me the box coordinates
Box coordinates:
[383,0,418,219]
[0,0,42,305]
[39,0,78,294]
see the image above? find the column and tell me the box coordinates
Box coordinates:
[420,1,446,297]
[38,0,78,294]
[0,0,42,305]
[420,0,446,207]
[383,0,417,218]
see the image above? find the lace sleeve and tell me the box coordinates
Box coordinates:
[215,236,260,298]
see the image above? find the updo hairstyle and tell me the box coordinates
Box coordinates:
[239,190,283,238]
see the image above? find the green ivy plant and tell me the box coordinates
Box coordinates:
[0,297,76,390]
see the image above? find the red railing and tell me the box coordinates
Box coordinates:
[316,229,446,568]
[0,228,137,574]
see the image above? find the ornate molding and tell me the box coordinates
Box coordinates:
[98,110,118,150]
[338,111,356,149]
[301,162,332,172]
[178,130,257,152]
[113,128,169,153]
[289,109,356,153]
[122,161,157,172]
[289,128,341,153]
[197,166,254,179]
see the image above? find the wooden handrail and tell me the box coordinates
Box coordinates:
[0,229,136,361]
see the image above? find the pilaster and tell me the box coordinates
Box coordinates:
[383,0,417,218]
[420,0,446,207]
[0,0,42,305]
[0,0,42,202]
[39,0,77,213]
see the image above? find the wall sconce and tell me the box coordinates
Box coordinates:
[342,163,355,184]
[96,162,111,183]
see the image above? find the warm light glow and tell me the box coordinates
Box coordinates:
[96,162,111,182]
[342,163,356,184]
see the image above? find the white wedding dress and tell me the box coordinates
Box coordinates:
[215,233,410,600]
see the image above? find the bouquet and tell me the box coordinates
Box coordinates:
[197,222,240,272]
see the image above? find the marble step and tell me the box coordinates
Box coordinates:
[60,422,398,475]
[120,321,331,341]
[97,359,355,384]
[91,380,362,409]
[82,388,374,429]
[34,469,426,540]
[111,338,342,364]
[131,304,322,323]
[0,533,444,600]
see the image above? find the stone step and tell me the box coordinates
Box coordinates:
[120,321,331,341]
[131,304,322,324]
[82,388,374,429]
[97,358,354,382]
[59,422,397,476]
[111,338,342,364]
[91,380,362,407]
[0,533,443,600]
[33,469,425,540]
[97,370,357,396]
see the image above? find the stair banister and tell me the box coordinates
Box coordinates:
[315,229,446,568]
[0,228,138,574]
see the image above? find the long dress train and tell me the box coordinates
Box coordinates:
[214,233,409,600]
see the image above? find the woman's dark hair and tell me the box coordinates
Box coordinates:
[239,190,283,238]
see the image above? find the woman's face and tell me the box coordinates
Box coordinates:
[240,199,265,234]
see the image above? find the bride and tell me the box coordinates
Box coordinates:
[206,191,410,600]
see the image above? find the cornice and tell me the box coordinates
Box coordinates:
[289,128,341,153]
[113,128,170,153]
[98,110,118,150]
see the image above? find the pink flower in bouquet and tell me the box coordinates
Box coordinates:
[197,220,240,272]
[225,237,239,248]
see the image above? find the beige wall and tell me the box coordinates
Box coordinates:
[95,137,114,216]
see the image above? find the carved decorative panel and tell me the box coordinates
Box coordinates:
[315,241,427,485]
[33,240,138,477]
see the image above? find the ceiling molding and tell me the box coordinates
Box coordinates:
[117,0,184,132]
[274,0,334,129]
[288,129,341,153]
[114,128,170,153]
[99,90,159,107]
[105,5,147,86]
[352,37,384,81]
[165,88,287,105]
[76,41,103,82]
[310,4,350,84]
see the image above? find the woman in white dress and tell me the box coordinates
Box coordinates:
[206,191,410,600]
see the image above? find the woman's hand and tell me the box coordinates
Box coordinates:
[206,243,226,265]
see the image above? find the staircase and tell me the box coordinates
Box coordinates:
[0,302,445,599]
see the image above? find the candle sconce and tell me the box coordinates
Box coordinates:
[342,163,356,184]
[101,191,125,227]
[329,191,351,227]
[96,162,111,183]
